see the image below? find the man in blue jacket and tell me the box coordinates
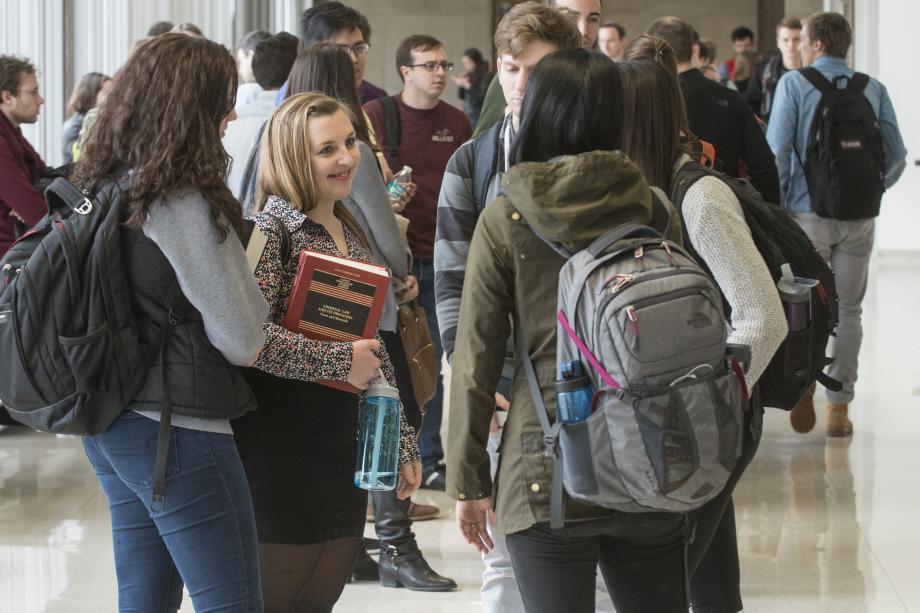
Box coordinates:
[767,12,906,437]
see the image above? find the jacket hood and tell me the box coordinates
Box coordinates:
[500,150,656,253]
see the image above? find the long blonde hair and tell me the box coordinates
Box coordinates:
[255,92,369,251]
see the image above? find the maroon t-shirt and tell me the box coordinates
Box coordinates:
[364,94,471,259]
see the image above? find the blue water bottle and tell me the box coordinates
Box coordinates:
[355,371,401,491]
[555,360,594,424]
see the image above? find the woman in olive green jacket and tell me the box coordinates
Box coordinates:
[446,49,689,613]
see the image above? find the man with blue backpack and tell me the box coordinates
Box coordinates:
[767,11,906,437]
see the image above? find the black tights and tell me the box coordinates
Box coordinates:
[259,537,360,613]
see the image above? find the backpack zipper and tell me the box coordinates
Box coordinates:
[626,305,638,336]
[604,267,711,295]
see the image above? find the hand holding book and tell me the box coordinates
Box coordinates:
[281,250,390,392]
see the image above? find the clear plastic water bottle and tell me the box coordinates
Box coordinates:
[555,360,594,424]
[386,166,412,203]
[355,372,401,491]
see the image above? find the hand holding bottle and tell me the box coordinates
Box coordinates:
[347,339,381,390]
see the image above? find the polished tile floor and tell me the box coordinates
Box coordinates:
[1,263,918,613]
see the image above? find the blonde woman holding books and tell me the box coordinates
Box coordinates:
[231,93,422,613]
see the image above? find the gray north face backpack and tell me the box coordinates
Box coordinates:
[518,191,748,528]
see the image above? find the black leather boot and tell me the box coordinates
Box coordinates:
[350,539,379,582]
[371,489,457,592]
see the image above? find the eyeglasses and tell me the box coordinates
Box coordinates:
[334,42,371,57]
[405,61,454,73]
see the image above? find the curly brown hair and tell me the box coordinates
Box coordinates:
[72,33,241,241]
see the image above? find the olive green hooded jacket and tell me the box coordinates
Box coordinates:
[446,150,683,535]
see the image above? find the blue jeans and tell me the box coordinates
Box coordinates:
[83,411,263,613]
[413,258,444,471]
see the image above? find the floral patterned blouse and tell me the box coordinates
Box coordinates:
[251,195,420,466]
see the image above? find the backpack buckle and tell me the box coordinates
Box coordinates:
[543,434,559,457]
[73,198,93,216]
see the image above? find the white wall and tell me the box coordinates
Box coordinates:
[856,0,919,254]
[1,0,276,167]
[0,0,66,167]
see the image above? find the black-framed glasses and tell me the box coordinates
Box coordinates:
[335,42,371,57]
[405,61,454,73]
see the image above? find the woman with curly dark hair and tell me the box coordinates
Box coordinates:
[73,33,269,613]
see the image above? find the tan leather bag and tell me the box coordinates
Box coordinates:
[397,300,437,411]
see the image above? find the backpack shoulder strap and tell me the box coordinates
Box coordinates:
[670,160,712,213]
[799,67,833,94]
[269,214,292,267]
[515,324,566,529]
[847,72,870,94]
[378,96,401,169]
[471,121,502,212]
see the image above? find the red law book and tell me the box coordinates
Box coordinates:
[282,250,390,393]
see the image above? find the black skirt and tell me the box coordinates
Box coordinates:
[233,369,366,545]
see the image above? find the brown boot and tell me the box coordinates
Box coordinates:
[826,403,853,437]
[790,384,817,433]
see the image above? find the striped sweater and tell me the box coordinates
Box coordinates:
[434,114,511,362]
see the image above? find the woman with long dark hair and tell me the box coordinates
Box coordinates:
[72,33,268,612]
[232,93,422,612]
[280,42,455,592]
[446,48,688,613]
[620,35,787,613]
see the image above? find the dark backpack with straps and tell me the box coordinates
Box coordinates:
[670,161,842,411]
[378,96,402,172]
[0,178,188,508]
[797,68,885,220]
[0,178,184,436]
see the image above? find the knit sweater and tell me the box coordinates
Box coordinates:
[674,155,787,386]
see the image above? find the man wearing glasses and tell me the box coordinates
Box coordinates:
[277,1,387,105]
[364,35,472,499]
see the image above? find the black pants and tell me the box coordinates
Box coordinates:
[687,393,764,613]
[505,514,688,613]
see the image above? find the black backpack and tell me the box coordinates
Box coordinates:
[0,178,183,436]
[796,68,885,220]
[671,161,842,411]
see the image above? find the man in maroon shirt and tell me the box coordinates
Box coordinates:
[364,35,472,493]
[0,55,46,258]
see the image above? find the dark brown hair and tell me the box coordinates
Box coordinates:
[619,59,692,192]
[172,22,204,37]
[147,21,174,36]
[493,1,580,57]
[252,34,298,90]
[804,12,851,58]
[395,34,443,82]
[645,16,695,64]
[72,33,241,241]
[286,43,372,146]
[623,34,695,155]
[0,55,36,97]
[66,72,109,116]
